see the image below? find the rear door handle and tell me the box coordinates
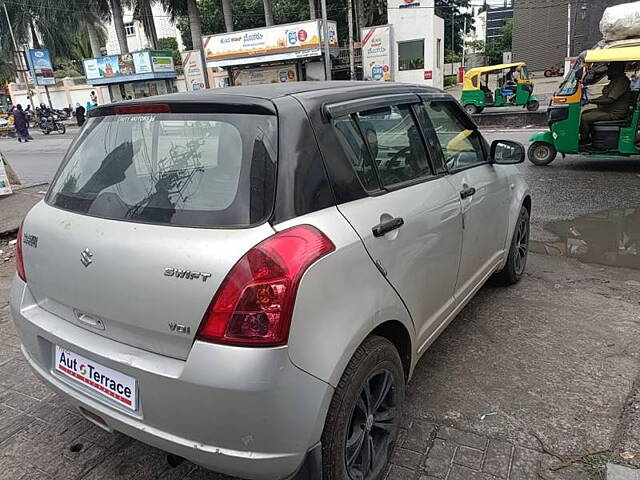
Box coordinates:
[372,217,404,237]
[460,186,476,199]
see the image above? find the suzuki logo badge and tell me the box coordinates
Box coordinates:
[80,248,93,267]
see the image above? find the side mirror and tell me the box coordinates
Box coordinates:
[491,140,525,164]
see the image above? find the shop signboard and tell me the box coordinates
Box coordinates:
[232,65,298,86]
[27,49,55,86]
[181,51,207,91]
[83,50,176,85]
[203,20,338,67]
[361,25,393,82]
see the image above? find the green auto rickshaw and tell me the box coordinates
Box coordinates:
[527,45,640,165]
[461,62,540,114]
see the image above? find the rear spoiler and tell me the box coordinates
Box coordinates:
[88,99,277,117]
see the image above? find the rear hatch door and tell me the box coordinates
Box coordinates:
[22,103,278,360]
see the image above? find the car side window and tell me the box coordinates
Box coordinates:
[332,116,380,191]
[423,100,485,171]
[355,104,433,187]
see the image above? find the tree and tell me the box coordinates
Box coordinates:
[109,0,130,53]
[484,19,512,65]
[133,0,159,49]
[158,37,183,73]
[222,0,234,32]
[435,0,473,58]
[263,0,274,26]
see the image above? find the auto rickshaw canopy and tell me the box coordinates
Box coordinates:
[584,45,640,63]
[463,62,527,90]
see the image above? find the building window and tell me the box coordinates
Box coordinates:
[436,39,441,67]
[398,40,424,71]
[125,22,135,36]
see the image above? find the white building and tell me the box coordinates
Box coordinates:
[387,0,444,88]
[464,6,487,46]
[105,4,184,54]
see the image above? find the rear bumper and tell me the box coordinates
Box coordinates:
[10,278,332,480]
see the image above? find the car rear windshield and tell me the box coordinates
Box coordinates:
[47,112,277,227]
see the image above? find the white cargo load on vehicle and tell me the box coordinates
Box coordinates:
[600,1,640,42]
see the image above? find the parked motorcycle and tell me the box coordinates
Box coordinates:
[40,114,66,135]
[544,65,564,77]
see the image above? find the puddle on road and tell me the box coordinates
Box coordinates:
[531,207,640,270]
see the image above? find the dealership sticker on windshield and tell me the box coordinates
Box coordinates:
[54,346,137,410]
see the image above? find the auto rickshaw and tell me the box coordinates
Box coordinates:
[527,46,640,165]
[461,62,540,114]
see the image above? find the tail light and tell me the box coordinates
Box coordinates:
[197,225,335,347]
[16,222,26,282]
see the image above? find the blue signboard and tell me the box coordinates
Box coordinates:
[27,49,55,86]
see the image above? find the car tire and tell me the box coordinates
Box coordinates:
[527,141,557,166]
[321,335,405,480]
[493,206,529,286]
[464,104,479,115]
[526,100,540,111]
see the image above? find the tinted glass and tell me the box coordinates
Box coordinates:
[423,101,485,171]
[332,116,380,191]
[47,113,277,227]
[356,104,432,187]
[398,40,424,71]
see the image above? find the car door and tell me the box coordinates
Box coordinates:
[330,100,463,348]
[421,98,510,301]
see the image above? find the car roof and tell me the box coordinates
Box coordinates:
[131,81,444,103]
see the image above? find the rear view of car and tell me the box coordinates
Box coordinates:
[10,99,339,479]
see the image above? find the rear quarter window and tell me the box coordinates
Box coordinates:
[47,112,277,228]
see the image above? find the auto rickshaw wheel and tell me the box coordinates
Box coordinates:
[528,141,557,166]
[464,104,479,115]
[526,100,540,112]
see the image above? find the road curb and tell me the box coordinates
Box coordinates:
[471,110,547,128]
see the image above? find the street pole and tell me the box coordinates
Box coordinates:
[3,3,35,109]
[461,15,467,67]
[320,0,331,80]
[451,12,455,56]
[347,0,355,80]
[566,2,571,59]
[44,85,52,109]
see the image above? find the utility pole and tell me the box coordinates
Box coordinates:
[320,0,331,80]
[566,2,571,59]
[461,15,467,67]
[451,12,455,56]
[347,0,355,80]
[3,3,35,110]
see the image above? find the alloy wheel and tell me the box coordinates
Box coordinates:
[513,214,529,275]
[345,369,397,480]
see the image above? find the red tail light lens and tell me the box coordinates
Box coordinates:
[16,222,26,282]
[197,225,335,346]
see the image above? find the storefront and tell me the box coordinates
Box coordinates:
[83,50,177,101]
[202,20,338,86]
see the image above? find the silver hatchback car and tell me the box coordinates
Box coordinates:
[10,82,530,480]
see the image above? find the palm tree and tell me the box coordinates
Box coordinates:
[262,0,273,26]
[109,0,130,53]
[133,0,159,49]
[82,0,111,57]
[221,0,233,32]
[309,0,316,19]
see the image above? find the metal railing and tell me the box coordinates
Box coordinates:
[334,46,362,66]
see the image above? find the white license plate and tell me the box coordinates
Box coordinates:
[54,346,137,411]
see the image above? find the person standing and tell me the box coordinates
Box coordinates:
[13,104,29,143]
[75,102,86,127]
[90,91,98,106]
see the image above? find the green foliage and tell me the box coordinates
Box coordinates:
[484,19,513,65]
[435,0,474,58]
[444,75,457,87]
[158,37,184,74]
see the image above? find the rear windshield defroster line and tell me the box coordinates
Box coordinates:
[47,112,277,228]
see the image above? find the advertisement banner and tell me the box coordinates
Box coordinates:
[83,50,176,85]
[361,25,393,82]
[203,20,338,67]
[150,51,175,73]
[27,49,55,86]
[133,51,152,73]
[181,51,207,91]
[233,65,298,86]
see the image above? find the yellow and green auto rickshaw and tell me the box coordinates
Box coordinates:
[461,62,540,114]
[527,46,640,165]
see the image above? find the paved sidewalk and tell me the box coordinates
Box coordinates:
[0,186,47,235]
